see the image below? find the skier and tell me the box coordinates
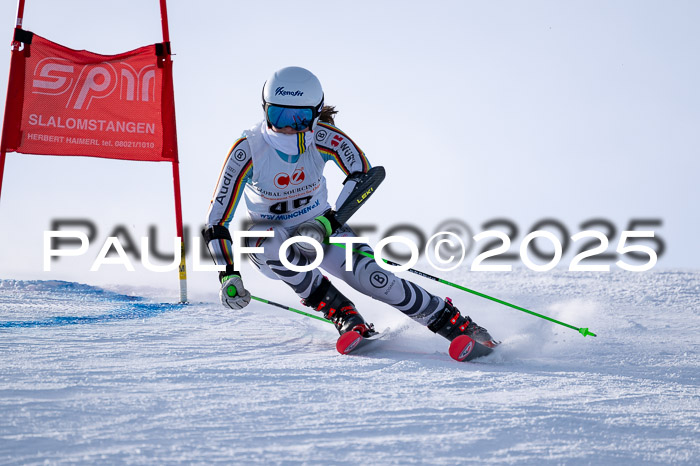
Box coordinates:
[204,66,496,347]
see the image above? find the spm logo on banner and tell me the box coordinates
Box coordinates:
[7,34,173,161]
[32,58,156,110]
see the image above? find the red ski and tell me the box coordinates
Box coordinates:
[336,327,383,355]
[448,335,497,362]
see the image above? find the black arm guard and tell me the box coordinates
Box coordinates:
[342,171,365,185]
[202,225,231,243]
[202,226,239,281]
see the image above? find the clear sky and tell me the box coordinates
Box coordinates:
[0,0,698,292]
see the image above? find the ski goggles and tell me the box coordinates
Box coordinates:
[265,104,317,131]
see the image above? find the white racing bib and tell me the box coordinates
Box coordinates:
[243,122,330,226]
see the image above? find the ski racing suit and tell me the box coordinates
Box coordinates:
[205,120,447,325]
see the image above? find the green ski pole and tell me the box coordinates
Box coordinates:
[330,242,596,337]
[251,296,332,324]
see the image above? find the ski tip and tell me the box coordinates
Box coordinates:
[449,335,495,362]
[336,330,364,355]
[449,335,476,362]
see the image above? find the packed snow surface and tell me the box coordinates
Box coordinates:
[1,270,698,464]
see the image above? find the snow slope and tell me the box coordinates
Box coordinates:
[0,270,698,464]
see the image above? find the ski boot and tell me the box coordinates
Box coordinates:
[304,277,372,336]
[428,298,498,348]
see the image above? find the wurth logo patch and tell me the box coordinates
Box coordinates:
[32,58,156,110]
[330,135,343,148]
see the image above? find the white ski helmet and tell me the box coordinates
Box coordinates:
[262,66,324,131]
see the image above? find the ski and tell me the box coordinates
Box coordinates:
[448,335,497,362]
[336,328,383,355]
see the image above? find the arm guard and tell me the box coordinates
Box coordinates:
[202,225,238,280]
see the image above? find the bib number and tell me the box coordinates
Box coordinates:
[270,195,313,215]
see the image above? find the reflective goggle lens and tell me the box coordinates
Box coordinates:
[266,105,314,131]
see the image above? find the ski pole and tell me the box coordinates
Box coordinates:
[330,243,596,337]
[251,296,332,324]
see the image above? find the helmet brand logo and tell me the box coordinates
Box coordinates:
[275,87,304,97]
